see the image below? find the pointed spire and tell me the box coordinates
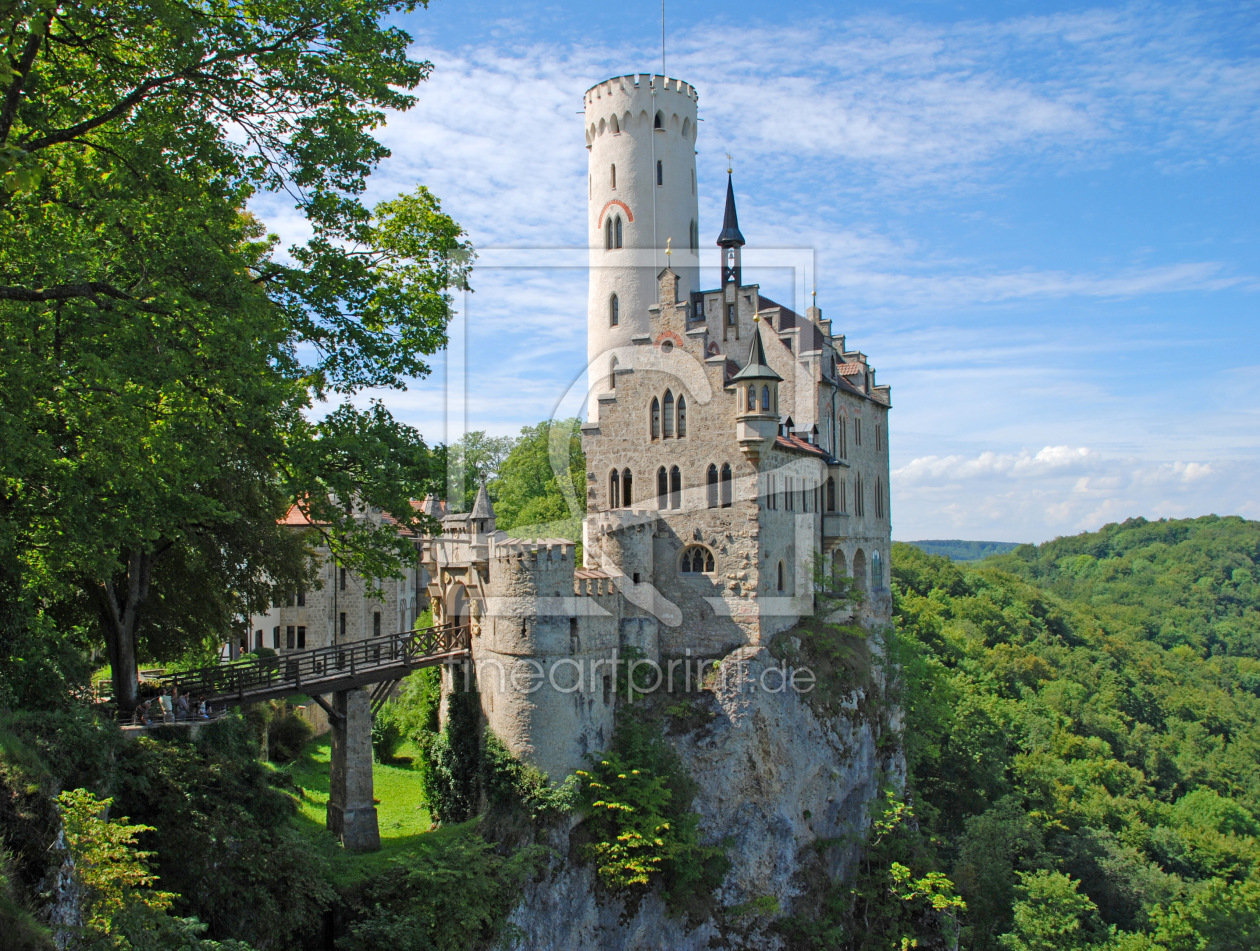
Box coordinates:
[731,322,782,383]
[470,482,495,521]
[716,173,745,248]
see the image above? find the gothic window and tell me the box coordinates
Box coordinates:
[855,473,865,516]
[720,463,733,508]
[657,466,668,508]
[605,216,613,250]
[622,468,633,506]
[762,385,771,412]
[609,293,619,326]
[706,464,718,508]
[840,477,848,513]
[609,356,618,390]
[677,395,687,436]
[785,476,794,511]
[680,545,715,574]
[837,414,847,457]
[746,384,755,411]
[855,418,862,446]
[669,466,681,509]
[654,110,663,129]
[689,218,698,251]
[663,390,674,437]
[609,469,620,509]
[610,163,616,188]
[875,424,882,452]
[610,114,619,134]
[826,477,836,512]
[373,612,381,638]
[875,476,885,518]
[650,397,660,439]
[614,216,623,248]
[656,160,663,186]
[872,550,883,589]
[766,473,777,509]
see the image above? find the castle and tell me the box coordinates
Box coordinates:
[252,74,893,783]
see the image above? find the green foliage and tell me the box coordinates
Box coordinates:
[0,839,53,951]
[482,732,577,824]
[576,716,727,918]
[489,418,586,543]
[423,688,482,824]
[888,518,1260,951]
[267,708,313,764]
[338,830,548,951]
[0,0,470,710]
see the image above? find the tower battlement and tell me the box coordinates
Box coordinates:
[584,74,698,106]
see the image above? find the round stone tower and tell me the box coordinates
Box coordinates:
[585,74,700,402]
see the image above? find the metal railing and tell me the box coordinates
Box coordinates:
[159,622,470,706]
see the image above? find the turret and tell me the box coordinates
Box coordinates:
[585,75,700,409]
[717,172,745,299]
[732,322,781,462]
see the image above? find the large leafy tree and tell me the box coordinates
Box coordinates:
[0,0,472,709]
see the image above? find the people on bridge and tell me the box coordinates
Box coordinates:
[158,688,174,724]
[175,692,189,720]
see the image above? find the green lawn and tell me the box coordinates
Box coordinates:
[280,734,447,885]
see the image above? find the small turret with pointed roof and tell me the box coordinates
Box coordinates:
[732,321,782,385]
[470,482,496,535]
[717,172,744,292]
[733,321,781,462]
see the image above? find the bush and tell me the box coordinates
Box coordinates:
[372,703,405,764]
[267,710,313,764]
[423,689,482,824]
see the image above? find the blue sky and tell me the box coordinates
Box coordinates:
[256,0,1260,542]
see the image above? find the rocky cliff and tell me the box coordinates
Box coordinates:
[506,639,902,950]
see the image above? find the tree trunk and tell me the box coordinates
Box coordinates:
[99,548,154,713]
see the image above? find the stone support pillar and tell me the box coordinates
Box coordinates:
[327,687,380,852]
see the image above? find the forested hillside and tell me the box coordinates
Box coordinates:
[903,540,1022,562]
[892,515,1260,950]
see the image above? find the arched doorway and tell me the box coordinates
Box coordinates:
[852,549,867,595]
[446,583,470,634]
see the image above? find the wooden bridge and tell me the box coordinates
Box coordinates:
[159,621,470,712]
[158,622,471,853]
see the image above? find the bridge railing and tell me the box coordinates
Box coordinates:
[161,622,469,703]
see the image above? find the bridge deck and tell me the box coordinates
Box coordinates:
[161,623,470,706]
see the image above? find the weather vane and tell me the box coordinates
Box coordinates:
[665,237,672,257]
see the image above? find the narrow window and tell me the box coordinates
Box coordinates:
[872,550,883,589]
[747,384,756,411]
[727,304,736,326]
[622,468,633,506]
[841,477,848,513]
[603,674,612,705]
[610,469,620,508]
[610,293,619,326]
[609,356,618,390]
[656,160,663,186]
[569,617,580,653]
[657,466,668,508]
[339,613,346,640]
[255,629,263,650]
[838,415,846,457]
[297,626,306,649]
[691,168,696,194]
[777,561,785,592]
[762,385,771,412]
[677,395,687,436]
[272,626,280,650]
[650,397,660,439]
[605,217,613,249]
[654,110,663,129]
[827,477,836,512]
[663,390,675,438]
[855,418,862,446]
[706,464,718,508]
[875,424,882,452]
[286,626,295,649]
[669,466,681,509]
[855,474,865,516]
[615,216,623,248]
[297,588,305,607]
[766,473,776,509]
[786,476,794,511]
[720,463,733,508]
[339,567,347,590]
[689,218,697,251]
[373,611,381,638]
[610,164,616,188]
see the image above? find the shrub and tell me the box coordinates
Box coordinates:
[267,710,313,764]
[423,690,481,824]
[372,703,405,764]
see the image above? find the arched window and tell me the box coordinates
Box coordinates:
[609,356,618,390]
[826,477,836,512]
[762,385,771,412]
[777,561,785,592]
[657,466,668,508]
[837,414,847,457]
[610,163,616,188]
[609,293,619,326]
[656,160,663,186]
[720,463,733,508]
[622,468,633,506]
[669,466,681,509]
[875,477,885,518]
[689,219,697,251]
[872,550,883,589]
[706,464,718,508]
[855,473,865,516]
[605,217,613,250]
[650,397,660,439]
[654,110,663,129]
[691,169,696,194]
[680,545,715,574]
[614,216,623,248]
[610,114,619,134]
[663,390,674,437]
[746,384,756,411]
[677,395,687,436]
[609,469,620,509]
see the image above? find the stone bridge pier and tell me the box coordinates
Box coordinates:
[326,687,380,852]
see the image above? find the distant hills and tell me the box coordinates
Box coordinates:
[900,539,1023,562]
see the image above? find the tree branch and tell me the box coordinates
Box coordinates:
[0,10,52,145]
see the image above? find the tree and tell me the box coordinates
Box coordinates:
[490,419,585,537]
[0,0,472,709]
[444,431,516,512]
[1000,870,1103,951]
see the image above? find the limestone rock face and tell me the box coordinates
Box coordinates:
[506,645,898,950]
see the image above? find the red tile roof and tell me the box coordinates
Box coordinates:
[774,434,831,459]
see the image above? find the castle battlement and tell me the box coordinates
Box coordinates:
[584,74,698,105]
